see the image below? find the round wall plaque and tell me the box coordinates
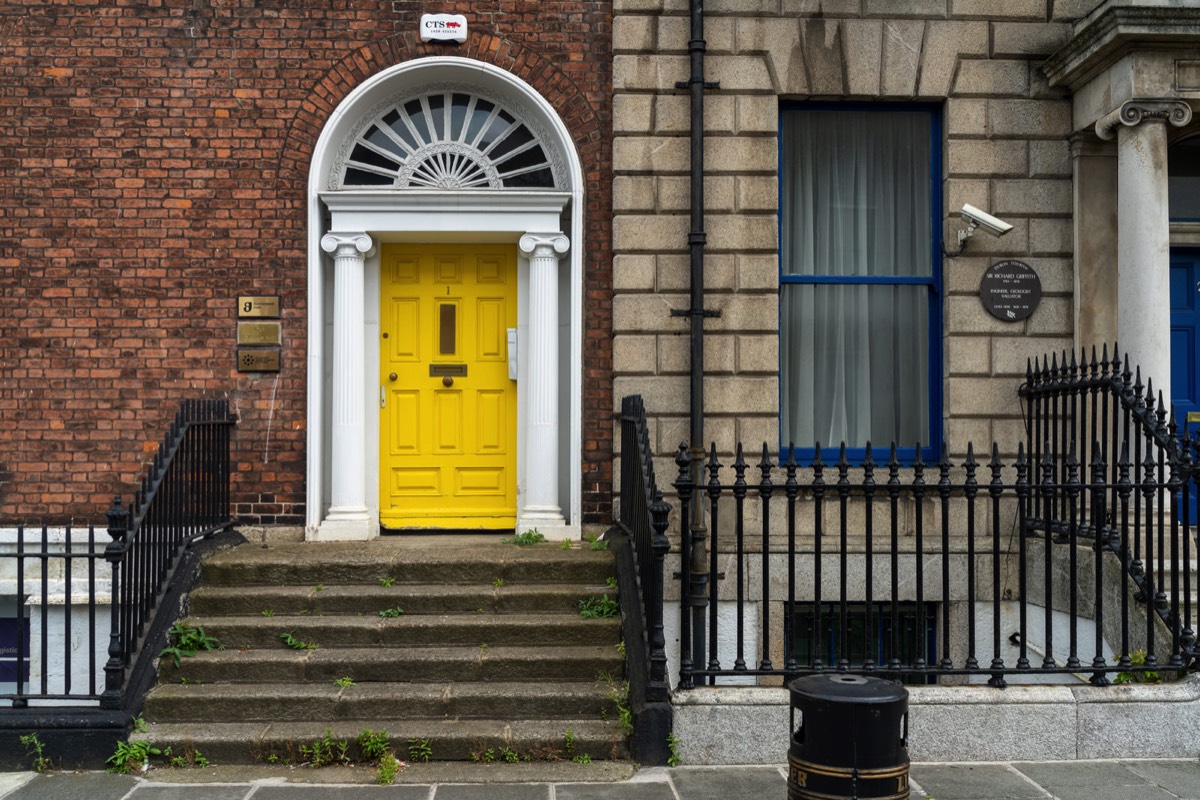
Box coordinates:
[980,260,1041,322]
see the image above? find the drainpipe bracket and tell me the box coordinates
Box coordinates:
[670,308,721,318]
[673,80,721,90]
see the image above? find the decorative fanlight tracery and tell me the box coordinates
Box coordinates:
[335,90,559,191]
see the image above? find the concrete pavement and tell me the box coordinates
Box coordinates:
[3,761,1200,799]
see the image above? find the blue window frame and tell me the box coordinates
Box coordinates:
[779,103,943,464]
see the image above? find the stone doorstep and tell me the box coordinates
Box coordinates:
[145,718,629,763]
[670,674,1200,765]
[139,540,626,766]
[185,613,621,649]
[133,760,639,784]
[161,645,625,684]
[144,681,620,723]
[200,560,616,587]
[188,583,615,616]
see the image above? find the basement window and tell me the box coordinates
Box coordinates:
[790,601,938,685]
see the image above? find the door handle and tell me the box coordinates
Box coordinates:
[389,372,398,382]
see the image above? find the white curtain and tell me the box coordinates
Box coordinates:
[780,110,932,450]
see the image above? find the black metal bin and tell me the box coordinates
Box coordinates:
[788,674,909,800]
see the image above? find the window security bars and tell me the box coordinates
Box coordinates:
[673,437,1197,690]
[0,400,236,708]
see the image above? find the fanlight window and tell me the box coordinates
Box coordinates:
[340,91,556,190]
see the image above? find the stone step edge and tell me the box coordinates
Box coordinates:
[143,718,630,763]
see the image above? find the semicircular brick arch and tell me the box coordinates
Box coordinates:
[274,31,603,198]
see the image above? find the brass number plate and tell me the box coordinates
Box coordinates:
[429,364,467,377]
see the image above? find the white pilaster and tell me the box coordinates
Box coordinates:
[319,231,376,540]
[517,232,570,532]
[1097,100,1192,405]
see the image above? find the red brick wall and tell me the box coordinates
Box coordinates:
[0,1,613,526]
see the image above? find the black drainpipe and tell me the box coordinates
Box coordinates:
[672,0,718,678]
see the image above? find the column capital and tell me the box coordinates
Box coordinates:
[320,231,376,259]
[1095,99,1193,141]
[519,232,570,259]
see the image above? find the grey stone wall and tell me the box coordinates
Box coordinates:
[613,0,1095,479]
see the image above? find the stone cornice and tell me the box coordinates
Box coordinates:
[1043,5,1200,91]
[1095,99,1193,140]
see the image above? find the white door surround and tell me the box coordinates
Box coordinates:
[1045,5,1200,399]
[304,57,585,541]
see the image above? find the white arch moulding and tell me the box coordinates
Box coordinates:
[305,56,585,541]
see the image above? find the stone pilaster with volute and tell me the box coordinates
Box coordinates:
[518,232,570,531]
[1096,100,1193,405]
[319,231,376,540]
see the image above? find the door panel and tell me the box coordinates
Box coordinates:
[380,243,517,529]
[1170,248,1200,525]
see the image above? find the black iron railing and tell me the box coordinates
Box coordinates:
[0,524,108,704]
[1021,346,1187,541]
[102,399,235,708]
[615,395,671,705]
[0,400,236,709]
[656,348,1200,689]
[673,438,1196,689]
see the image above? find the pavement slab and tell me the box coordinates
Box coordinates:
[127,787,250,800]
[4,760,1200,800]
[909,764,1048,800]
[1122,760,1200,800]
[668,766,787,800]
[1015,761,1148,787]
[432,785,549,800]
[3,773,137,800]
[555,781,676,800]
[253,786,431,799]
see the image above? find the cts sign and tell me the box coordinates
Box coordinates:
[420,14,468,43]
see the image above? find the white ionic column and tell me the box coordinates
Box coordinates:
[1097,99,1192,405]
[518,232,570,530]
[319,231,375,540]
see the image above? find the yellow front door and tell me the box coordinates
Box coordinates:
[379,243,517,529]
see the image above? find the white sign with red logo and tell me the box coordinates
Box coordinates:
[420,14,467,43]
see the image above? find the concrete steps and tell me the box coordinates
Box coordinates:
[189,582,610,616]
[157,645,623,684]
[188,613,620,649]
[140,538,628,765]
[146,718,626,764]
[144,681,620,722]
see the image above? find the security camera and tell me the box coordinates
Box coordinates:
[961,204,1013,238]
[943,204,1014,257]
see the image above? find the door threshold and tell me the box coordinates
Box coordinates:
[379,526,516,537]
